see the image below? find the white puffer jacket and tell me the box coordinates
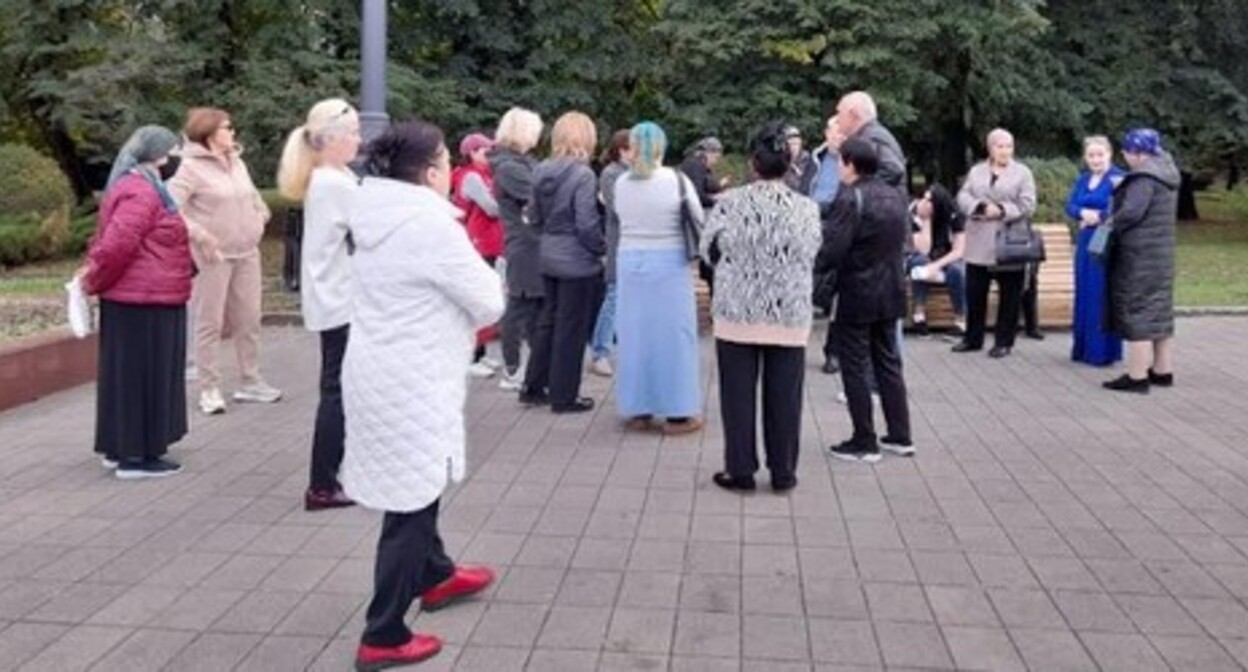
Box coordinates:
[340,177,505,513]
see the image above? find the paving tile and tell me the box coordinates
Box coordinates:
[986,589,1067,630]
[15,623,131,671]
[1113,593,1205,635]
[525,648,601,671]
[234,634,328,672]
[925,586,999,627]
[411,600,487,644]
[863,583,933,623]
[273,592,364,636]
[1008,628,1097,671]
[673,610,740,658]
[741,614,809,661]
[606,608,675,654]
[806,618,880,665]
[1177,597,1248,638]
[1079,632,1168,672]
[209,590,305,634]
[603,651,675,670]
[1149,634,1242,671]
[874,621,952,668]
[88,628,197,672]
[86,585,185,627]
[0,622,71,669]
[148,587,245,630]
[24,581,128,624]
[469,603,547,647]
[618,571,682,609]
[741,574,802,615]
[454,645,528,671]
[941,626,1024,671]
[535,605,611,650]
[494,566,566,605]
[801,577,868,620]
[1049,590,1135,633]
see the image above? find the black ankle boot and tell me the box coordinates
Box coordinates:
[1103,374,1149,394]
[1148,369,1174,387]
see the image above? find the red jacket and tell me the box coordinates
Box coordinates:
[84,173,194,305]
[451,164,504,258]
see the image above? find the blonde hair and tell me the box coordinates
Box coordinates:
[550,111,597,161]
[1083,135,1112,155]
[277,99,359,201]
[494,107,543,153]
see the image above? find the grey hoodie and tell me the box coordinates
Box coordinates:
[531,158,605,279]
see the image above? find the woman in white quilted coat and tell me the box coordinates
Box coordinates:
[341,121,505,671]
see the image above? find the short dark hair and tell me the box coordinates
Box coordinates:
[749,120,790,180]
[838,138,879,176]
[364,120,446,185]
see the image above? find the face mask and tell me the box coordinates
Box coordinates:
[159,155,182,181]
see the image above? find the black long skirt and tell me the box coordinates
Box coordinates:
[94,299,188,463]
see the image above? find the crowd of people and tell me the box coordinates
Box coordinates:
[74,87,1179,669]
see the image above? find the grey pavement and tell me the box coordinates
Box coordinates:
[2,318,1248,671]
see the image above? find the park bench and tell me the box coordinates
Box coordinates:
[692,223,1074,331]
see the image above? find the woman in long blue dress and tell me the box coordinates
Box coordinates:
[613,122,706,434]
[1067,136,1124,366]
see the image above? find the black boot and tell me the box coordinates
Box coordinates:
[1148,369,1174,387]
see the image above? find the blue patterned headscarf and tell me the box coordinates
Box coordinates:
[106,125,181,212]
[1122,128,1162,156]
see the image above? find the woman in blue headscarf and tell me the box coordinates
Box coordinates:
[1066,136,1124,366]
[1103,128,1180,394]
[612,122,706,434]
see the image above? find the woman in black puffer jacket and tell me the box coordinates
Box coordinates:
[1102,128,1179,394]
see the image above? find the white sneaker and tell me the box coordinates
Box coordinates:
[480,357,503,370]
[468,361,496,378]
[185,365,198,382]
[881,437,917,457]
[100,455,119,469]
[590,358,614,378]
[199,388,227,415]
[499,371,523,391]
[835,391,880,405]
[232,382,283,404]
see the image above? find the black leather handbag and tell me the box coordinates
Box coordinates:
[676,173,702,261]
[995,218,1046,267]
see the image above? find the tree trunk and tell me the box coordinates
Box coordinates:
[1178,171,1200,221]
[29,102,91,203]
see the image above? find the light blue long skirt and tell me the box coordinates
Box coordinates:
[615,247,702,419]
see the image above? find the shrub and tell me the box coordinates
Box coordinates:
[1024,156,1080,230]
[0,144,74,218]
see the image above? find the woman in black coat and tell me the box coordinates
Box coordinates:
[1103,128,1179,394]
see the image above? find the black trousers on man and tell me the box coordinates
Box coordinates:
[501,295,542,376]
[362,500,455,647]
[835,320,911,446]
[523,275,598,406]
[309,324,348,492]
[964,263,1024,350]
[716,340,805,486]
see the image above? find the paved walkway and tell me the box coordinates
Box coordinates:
[2,318,1248,671]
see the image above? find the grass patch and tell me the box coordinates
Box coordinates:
[1175,186,1248,307]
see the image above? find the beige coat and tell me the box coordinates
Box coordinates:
[956,160,1036,266]
[169,143,270,259]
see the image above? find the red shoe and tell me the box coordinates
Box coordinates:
[355,634,442,672]
[305,488,355,512]
[420,565,495,612]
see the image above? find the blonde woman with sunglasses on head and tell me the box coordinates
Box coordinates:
[277,99,362,511]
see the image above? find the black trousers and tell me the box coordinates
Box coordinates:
[523,275,598,406]
[501,295,542,374]
[309,325,348,492]
[716,340,805,484]
[362,500,455,648]
[1020,263,1040,333]
[835,320,911,446]
[964,263,1024,349]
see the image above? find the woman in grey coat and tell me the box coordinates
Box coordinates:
[954,128,1037,359]
[1102,128,1179,394]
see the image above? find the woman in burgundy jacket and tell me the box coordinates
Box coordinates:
[81,126,196,479]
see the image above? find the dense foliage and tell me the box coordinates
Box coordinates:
[1,0,1245,201]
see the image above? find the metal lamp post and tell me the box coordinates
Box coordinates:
[359,0,389,143]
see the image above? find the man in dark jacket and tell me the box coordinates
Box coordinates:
[836,91,907,195]
[814,138,913,463]
[679,136,726,294]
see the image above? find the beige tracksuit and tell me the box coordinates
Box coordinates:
[169,143,271,391]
